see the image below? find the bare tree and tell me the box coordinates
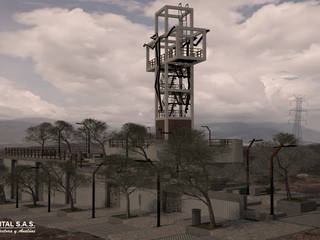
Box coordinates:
[14,165,44,207]
[25,122,53,156]
[50,120,75,155]
[161,128,230,229]
[85,119,109,157]
[0,162,8,203]
[76,118,109,157]
[102,154,149,218]
[273,132,297,145]
[42,160,89,211]
[252,133,318,200]
[121,123,152,161]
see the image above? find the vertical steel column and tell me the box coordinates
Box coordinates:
[191,66,194,128]
[92,172,96,218]
[164,8,169,141]
[154,14,159,130]
[35,162,40,201]
[11,159,17,199]
[48,176,51,212]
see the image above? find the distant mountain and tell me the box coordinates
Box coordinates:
[0,118,55,146]
[196,122,320,144]
[0,118,319,146]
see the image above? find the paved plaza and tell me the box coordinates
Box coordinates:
[1,200,319,240]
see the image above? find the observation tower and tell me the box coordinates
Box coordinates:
[144,4,209,139]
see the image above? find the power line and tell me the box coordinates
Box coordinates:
[289,96,307,143]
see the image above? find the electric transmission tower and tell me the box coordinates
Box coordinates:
[289,96,307,143]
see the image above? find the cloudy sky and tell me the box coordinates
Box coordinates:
[0,0,319,130]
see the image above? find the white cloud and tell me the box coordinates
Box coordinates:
[0,76,66,119]
[0,7,155,125]
[77,0,142,12]
[144,0,320,127]
[0,0,319,130]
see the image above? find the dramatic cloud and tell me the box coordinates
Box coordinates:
[0,7,154,125]
[77,0,143,12]
[0,76,66,119]
[146,0,320,128]
[0,0,319,129]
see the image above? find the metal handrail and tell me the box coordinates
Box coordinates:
[4,147,70,160]
[158,110,189,118]
[148,47,203,68]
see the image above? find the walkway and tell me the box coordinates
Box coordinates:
[1,201,319,240]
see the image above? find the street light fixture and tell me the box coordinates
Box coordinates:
[269,144,296,218]
[246,139,263,196]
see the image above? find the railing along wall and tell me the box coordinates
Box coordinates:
[4,147,70,160]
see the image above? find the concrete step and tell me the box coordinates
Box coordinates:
[247,200,262,206]
[274,211,287,219]
[245,208,287,221]
[245,209,265,221]
[152,233,198,240]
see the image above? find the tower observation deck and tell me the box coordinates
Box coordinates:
[144,4,209,139]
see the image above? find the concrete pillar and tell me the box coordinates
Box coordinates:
[10,159,17,199]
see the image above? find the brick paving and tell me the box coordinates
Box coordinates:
[1,200,319,240]
[205,220,312,240]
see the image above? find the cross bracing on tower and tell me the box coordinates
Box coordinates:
[144,4,209,139]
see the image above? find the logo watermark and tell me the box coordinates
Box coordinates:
[0,220,35,234]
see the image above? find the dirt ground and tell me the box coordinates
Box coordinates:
[280,229,320,240]
[0,218,103,240]
[279,174,320,197]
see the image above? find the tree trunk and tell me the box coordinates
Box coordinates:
[41,142,45,157]
[284,172,292,200]
[204,194,217,228]
[65,139,72,154]
[32,193,37,207]
[69,191,75,211]
[126,192,130,218]
[0,184,6,203]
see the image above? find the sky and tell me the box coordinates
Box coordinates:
[0,0,319,131]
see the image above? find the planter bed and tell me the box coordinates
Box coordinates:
[277,198,317,216]
[186,223,222,237]
[108,214,138,224]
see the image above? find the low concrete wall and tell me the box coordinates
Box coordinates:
[277,199,317,216]
[119,188,157,215]
[181,191,244,220]
[117,189,244,221]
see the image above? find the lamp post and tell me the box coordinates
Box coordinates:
[201,125,212,143]
[269,144,296,218]
[246,139,263,196]
[48,175,51,212]
[39,163,51,213]
[92,162,104,218]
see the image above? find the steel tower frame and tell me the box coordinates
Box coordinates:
[144,4,209,139]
